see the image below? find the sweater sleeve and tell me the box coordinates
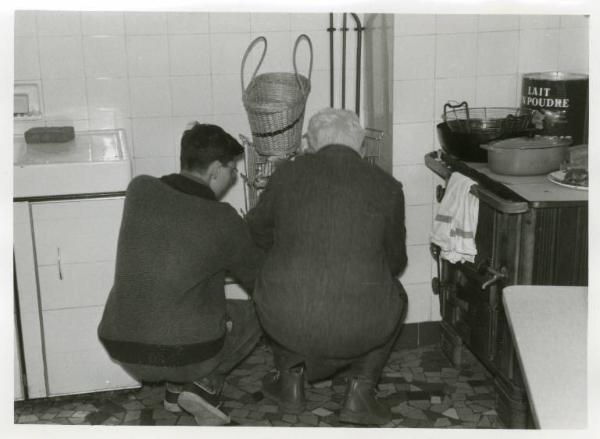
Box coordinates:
[220,207,265,294]
[385,185,408,277]
[244,168,281,251]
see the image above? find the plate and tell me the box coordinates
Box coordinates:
[547,170,588,191]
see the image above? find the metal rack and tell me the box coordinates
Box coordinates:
[240,130,383,211]
[239,134,298,211]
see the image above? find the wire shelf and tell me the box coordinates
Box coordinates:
[240,129,383,211]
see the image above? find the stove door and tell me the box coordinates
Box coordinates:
[439,256,507,366]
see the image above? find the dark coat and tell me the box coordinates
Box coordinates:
[245,144,408,359]
[98,174,263,367]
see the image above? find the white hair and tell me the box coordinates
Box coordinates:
[306,108,365,153]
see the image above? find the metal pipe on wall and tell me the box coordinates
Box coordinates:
[341,13,347,110]
[329,13,364,115]
[350,13,363,116]
[328,13,335,108]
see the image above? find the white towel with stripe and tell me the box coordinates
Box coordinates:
[430,172,479,264]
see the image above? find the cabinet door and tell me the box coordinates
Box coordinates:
[32,199,124,267]
[42,307,137,396]
[31,198,139,396]
[14,202,47,398]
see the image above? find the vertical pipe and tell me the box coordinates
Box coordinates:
[351,13,363,116]
[328,13,335,107]
[341,13,347,109]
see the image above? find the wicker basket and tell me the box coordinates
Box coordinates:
[241,34,313,156]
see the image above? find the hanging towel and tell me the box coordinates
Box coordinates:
[430,172,479,264]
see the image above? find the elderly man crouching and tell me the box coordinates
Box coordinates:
[245,108,409,425]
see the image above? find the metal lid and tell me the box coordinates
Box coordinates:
[486,135,572,150]
[522,71,589,81]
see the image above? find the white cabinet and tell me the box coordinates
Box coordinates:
[14,197,140,398]
[14,202,46,399]
[14,316,24,401]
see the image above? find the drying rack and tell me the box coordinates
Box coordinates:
[240,129,383,211]
[239,134,298,211]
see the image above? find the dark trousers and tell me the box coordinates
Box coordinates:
[269,292,408,383]
[120,299,262,384]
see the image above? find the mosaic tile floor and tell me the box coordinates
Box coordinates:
[14,342,503,428]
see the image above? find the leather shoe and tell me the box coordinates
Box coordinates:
[339,375,391,426]
[262,366,306,413]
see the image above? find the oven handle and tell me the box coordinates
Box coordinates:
[470,185,529,214]
[481,266,507,290]
[434,183,528,214]
[426,154,529,214]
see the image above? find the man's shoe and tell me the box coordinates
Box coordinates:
[262,366,306,413]
[339,376,392,426]
[177,379,230,426]
[164,382,183,413]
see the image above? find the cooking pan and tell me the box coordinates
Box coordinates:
[436,121,488,162]
[481,136,572,175]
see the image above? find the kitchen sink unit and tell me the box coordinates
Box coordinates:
[425,151,588,429]
[14,129,132,199]
[13,129,139,400]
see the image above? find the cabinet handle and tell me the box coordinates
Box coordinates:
[57,247,63,280]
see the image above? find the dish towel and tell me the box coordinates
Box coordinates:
[430,172,479,264]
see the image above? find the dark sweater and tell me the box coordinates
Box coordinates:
[98,174,263,367]
[245,145,408,359]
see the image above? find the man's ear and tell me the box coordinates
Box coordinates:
[206,160,222,180]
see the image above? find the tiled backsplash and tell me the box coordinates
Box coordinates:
[14,11,589,325]
[13,10,359,211]
[392,14,589,323]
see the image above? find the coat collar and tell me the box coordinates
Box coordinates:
[160,173,217,201]
[316,144,362,159]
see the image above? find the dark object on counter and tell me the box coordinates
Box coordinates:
[443,101,532,140]
[520,72,588,145]
[25,126,75,144]
[436,121,488,162]
[481,135,571,176]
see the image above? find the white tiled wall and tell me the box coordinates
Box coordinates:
[13,10,333,211]
[393,14,589,324]
[13,11,589,326]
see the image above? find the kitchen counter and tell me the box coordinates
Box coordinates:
[467,162,588,205]
[502,285,587,429]
[425,151,588,211]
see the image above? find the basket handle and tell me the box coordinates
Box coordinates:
[293,34,313,96]
[241,36,267,94]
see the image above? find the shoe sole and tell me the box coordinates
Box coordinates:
[262,388,306,414]
[339,409,390,426]
[178,391,230,426]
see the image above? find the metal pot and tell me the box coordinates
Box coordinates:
[481,136,572,176]
[436,122,488,162]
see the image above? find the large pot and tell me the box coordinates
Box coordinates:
[436,122,488,162]
[480,136,572,176]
